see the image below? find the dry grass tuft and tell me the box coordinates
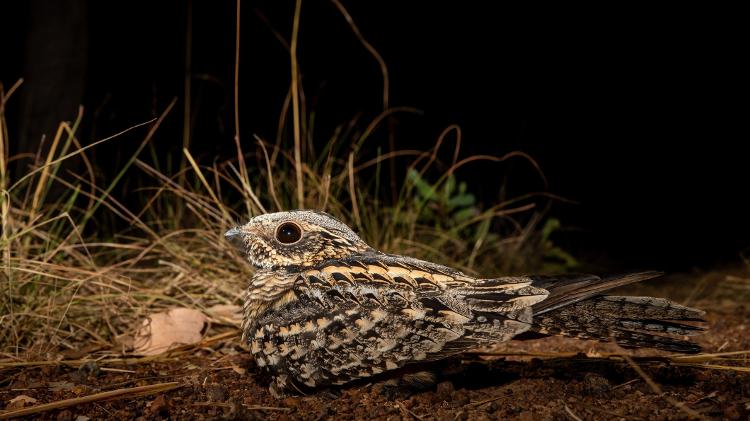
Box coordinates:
[0,64,555,362]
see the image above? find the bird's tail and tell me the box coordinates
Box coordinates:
[522,272,706,353]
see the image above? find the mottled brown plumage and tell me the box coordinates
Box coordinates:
[226,210,705,396]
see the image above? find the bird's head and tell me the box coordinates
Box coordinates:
[225,210,373,270]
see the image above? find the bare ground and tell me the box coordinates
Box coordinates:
[2,270,749,420]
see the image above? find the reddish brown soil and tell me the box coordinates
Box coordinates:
[2,272,749,420]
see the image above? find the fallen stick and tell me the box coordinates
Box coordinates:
[0,381,181,419]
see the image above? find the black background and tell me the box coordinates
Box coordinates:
[2,1,746,272]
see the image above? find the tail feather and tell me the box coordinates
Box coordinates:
[609,328,703,353]
[523,273,706,353]
[619,318,703,336]
[530,271,664,314]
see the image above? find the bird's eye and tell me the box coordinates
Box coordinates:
[275,222,302,244]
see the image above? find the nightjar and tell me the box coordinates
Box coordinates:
[226,210,705,396]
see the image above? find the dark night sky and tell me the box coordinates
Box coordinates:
[1,1,746,271]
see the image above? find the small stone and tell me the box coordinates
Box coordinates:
[78,361,100,378]
[56,410,74,421]
[451,390,470,407]
[435,381,454,400]
[68,371,85,384]
[482,401,499,413]
[582,373,610,396]
[147,395,170,418]
[281,396,299,410]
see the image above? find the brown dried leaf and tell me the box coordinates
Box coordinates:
[206,304,243,326]
[133,308,208,356]
[7,394,37,409]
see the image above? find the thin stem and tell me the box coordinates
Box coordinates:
[290,0,304,209]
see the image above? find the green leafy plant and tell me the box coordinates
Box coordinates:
[406,168,478,228]
[539,218,579,273]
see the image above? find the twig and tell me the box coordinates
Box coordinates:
[328,0,395,200]
[190,402,232,408]
[564,405,583,421]
[329,0,388,110]
[253,8,290,51]
[470,394,507,407]
[233,0,251,217]
[182,0,193,162]
[0,382,181,419]
[243,405,292,412]
[79,99,176,230]
[290,0,304,208]
[0,79,24,111]
[396,401,423,420]
[183,148,232,224]
[347,152,361,228]
[612,378,640,390]
[8,118,156,192]
[99,367,136,374]
[622,354,706,420]
[672,363,750,373]
[254,135,282,211]
[466,351,582,358]
[670,350,750,362]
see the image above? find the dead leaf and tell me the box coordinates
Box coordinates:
[75,416,90,421]
[133,308,208,356]
[206,304,243,326]
[7,394,37,409]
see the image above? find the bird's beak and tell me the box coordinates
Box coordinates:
[224,227,245,251]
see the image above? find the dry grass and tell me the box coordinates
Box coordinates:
[0,81,551,360]
[0,1,556,360]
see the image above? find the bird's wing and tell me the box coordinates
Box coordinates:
[528,271,664,314]
[264,254,549,385]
